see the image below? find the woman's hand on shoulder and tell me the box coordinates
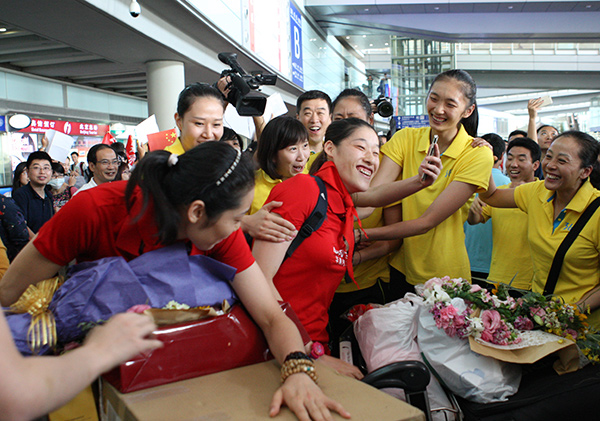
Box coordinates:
[471,137,493,152]
[242,201,297,242]
[270,372,351,420]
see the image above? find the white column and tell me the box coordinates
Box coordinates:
[146,61,185,131]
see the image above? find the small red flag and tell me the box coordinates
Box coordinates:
[126,135,136,166]
[102,132,117,145]
[147,128,177,151]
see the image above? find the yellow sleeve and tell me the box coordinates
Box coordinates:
[514,180,541,214]
[452,147,494,193]
[0,238,9,281]
[481,201,492,223]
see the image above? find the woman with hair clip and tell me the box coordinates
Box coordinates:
[354,69,494,301]
[253,118,441,378]
[0,142,351,420]
[480,130,600,329]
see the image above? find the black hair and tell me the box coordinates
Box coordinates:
[126,142,255,245]
[537,124,559,135]
[296,90,333,114]
[71,151,79,157]
[508,129,527,140]
[115,162,130,181]
[110,142,127,161]
[506,137,541,163]
[52,162,65,175]
[25,151,52,168]
[481,133,505,161]
[220,127,244,150]
[310,118,377,174]
[176,83,226,117]
[256,116,308,179]
[87,144,116,165]
[429,69,478,137]
[332,89,373,121]
[12,162,28,193]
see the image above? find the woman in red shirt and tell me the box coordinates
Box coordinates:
[0,142,349,420]
[252,118,440,378]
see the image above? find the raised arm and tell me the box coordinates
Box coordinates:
[478,174,517,208]
[364,180,478,241]
[527,98,544,143]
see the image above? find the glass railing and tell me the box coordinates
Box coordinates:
[456,43,600,55]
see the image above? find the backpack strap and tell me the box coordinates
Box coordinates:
[544,196,600,296]
[284,175,328,262]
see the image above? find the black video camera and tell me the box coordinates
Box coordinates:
[217,52,277,116]
[373,95,394,118]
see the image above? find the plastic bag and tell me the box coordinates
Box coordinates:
[354,295,454,420]
[417,303,522,403]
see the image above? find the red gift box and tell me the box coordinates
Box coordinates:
[103,303,310,393]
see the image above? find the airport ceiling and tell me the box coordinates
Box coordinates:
[0,0,598,105]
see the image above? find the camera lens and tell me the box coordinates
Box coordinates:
[377,100,394,118]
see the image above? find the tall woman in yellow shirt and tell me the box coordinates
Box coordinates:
[356,69,493,300]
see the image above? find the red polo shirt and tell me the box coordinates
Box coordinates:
[266,168,351,344]
[33,181,254,272]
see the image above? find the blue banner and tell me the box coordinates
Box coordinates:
[393,115,430,130]
[289,2,303,88]
[0,116,5,132]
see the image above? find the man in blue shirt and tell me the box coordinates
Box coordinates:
[464,133,510,281]
[13,151,54,233]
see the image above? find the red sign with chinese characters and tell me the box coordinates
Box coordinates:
[18,118,109,136]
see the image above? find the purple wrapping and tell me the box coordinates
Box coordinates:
[8,243,238,355]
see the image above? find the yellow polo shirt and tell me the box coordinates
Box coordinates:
[337,207,391,293]
[164,138,186,155]
[306,151,320,172]
[381,126,493,285]
[249,166,310,215]
[250,169,283,215]
[482,183,533,290]
[515,179,600,327]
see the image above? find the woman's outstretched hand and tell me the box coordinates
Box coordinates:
[270,372,351,420]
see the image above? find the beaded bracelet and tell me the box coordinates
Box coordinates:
[284,351,313,362]
[281,358,318,384]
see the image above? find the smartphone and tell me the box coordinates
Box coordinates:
[421,135,439,182]
[539,95,553,108]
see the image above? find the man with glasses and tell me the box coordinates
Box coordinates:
[13,151,55,233]
[74,144,119,195]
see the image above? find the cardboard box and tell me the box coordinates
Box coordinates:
[101,360,424,421]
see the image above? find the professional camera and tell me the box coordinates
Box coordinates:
[217,52,277,116]
[373,95,394,118]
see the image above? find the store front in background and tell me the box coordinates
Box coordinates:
[0,116,109,188]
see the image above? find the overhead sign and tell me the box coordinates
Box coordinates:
[394,115,430,130]
[289,2,303,88]
[17,118,109,136]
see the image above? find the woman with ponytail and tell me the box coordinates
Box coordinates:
[354,69,493,300]
[0,142,351,420]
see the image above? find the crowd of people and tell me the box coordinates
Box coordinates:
[1,68,600,420]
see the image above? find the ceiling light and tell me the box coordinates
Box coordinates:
[362,35,366,38]
[586,4,592,8]
[507,5,513,9]
[369,43,373,47]
[385,43,389,46]
[364,8,369,12]
[434,7,439,10]
[0,28,6,32]
[346,36,350,39]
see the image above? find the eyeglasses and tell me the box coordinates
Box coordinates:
[30,165,52,172]
[97,159,119,166]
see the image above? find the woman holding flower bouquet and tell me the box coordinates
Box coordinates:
[0,142,351,420]
[480,130,600,329]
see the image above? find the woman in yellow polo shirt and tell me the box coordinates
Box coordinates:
[165,83,226,155]
[480,131,600,328]
[241,117,310,242]
[356,69,494,300]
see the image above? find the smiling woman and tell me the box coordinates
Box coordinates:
[252,118,441,378]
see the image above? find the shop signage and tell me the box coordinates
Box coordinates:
[394,115,430,129]
[18,118,109,136]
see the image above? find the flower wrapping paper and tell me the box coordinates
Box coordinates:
[8,243,238,355]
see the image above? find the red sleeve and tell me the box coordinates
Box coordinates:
[33,190,102,266]
[265,175,319,231]
[192,228,255,273]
